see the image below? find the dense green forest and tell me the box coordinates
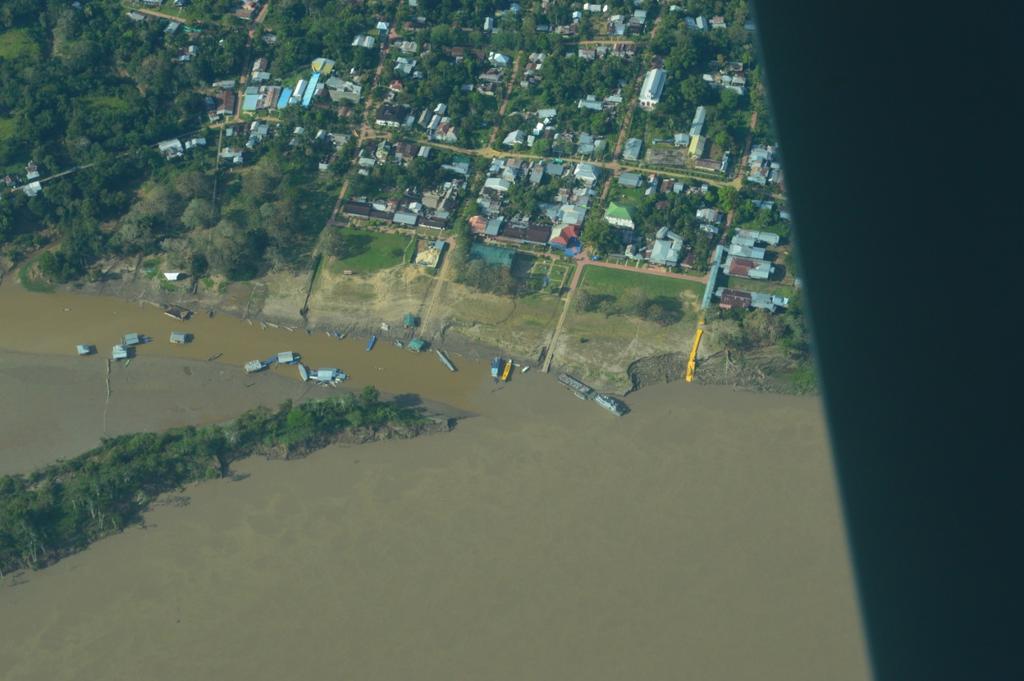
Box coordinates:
[0,387,436,575]
[0,0,247,275]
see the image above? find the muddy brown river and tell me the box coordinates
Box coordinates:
[0,284,869,680]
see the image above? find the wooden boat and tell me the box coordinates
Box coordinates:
[500,359,513,382]
[366,335,377,351]
[436,349,456,371]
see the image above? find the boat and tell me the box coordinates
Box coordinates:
[207,352,223,362]
[162,304,193,321]
[245,359,267,373]
[436,349,456,371]
[557,372,594,399]
[298,364,310,382]
[393,339,404,348]
[491,357,501,382]
[500,359,513,382]
[337,332,346,340]
[366,335,377,351]
[521,364,530,373]
[595,394,627,416]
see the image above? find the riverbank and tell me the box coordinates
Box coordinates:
[50,263,694,394]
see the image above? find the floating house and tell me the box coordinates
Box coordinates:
[245,359,267,373]
[312,368,346,382]
[112,345,131,360]
[122,333,142,346]
[76,344,95,356]
[169,331,191,344]
[277,351,299,364]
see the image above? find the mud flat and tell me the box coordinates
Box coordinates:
[0,380,869,681]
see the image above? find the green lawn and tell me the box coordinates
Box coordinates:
[0,117,15,141]
[0,29,38,60]
[328,229,410,274]
[580,265,705,304]
[83,95,132,113]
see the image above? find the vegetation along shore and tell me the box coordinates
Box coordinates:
[0,388,450,576]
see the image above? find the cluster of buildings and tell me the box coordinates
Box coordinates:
[3,161,43,198]
[747,145,783,185]
[702,62,747,96]
[343,141,464,230]
[577,43,637,61]
[471,157,603,255]
[156,135,206,160]
[476,51,513,96]
[723,229,780,281]
[675,13,728,32]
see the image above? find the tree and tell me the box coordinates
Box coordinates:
[180,198,217,231]
[582,219,620,256]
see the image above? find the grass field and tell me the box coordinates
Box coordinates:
[0,29,38,60]
[0,118,15,142]
[579,265,706,302]
[83,95,133,113]
[328,229,411,274]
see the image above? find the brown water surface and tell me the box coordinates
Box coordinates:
[0,283,867,680]
[0,284,488,410]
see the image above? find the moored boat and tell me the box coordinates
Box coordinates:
[500,359,513,382]
[366,335,377,351]
[245,359,267,373]
[491,357,501,382]
[595,394,627,416]
[436,349,456,371]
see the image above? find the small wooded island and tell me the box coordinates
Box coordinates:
[0,387,451,575]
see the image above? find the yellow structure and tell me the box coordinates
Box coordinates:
[685,327,703,383]
[501,359,513,382]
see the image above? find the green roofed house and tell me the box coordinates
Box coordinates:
[408,338,427,352]
[604,201,635,229]
[470,243,515,269]
[403,313,418,328]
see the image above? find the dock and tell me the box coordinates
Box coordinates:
[685,327,703,383]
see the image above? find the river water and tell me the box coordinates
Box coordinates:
[0,283,487,411]
[0,283,869,680]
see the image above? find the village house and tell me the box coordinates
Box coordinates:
[650,227,685,266]
[604,201,635,229]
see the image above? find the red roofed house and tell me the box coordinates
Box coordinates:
[549,225,580,249]
[469,215,488,235]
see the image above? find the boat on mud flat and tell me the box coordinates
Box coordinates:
[500,359,513,382]
[393,339,404,348]
[595,394,627,416]
[436,349,456,371]
[521,364,530,373]
[366,335,377,351]
[298,364,310,382]
[245,359,268,374]
[491,357,501,382]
